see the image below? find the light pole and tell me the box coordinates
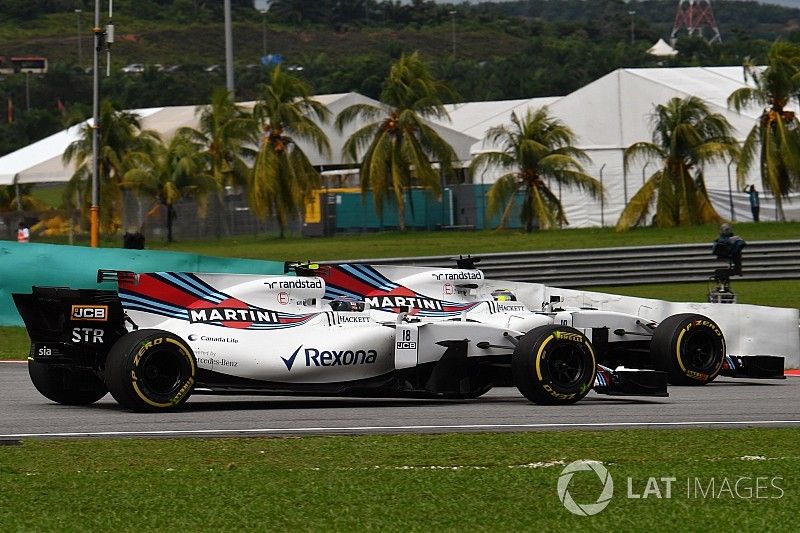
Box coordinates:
[629,10,636,45]
[260,9,267,58]
[91,0,101,247]
[75,9,83,66]
[449,10,457,60]
[224,0,234,97]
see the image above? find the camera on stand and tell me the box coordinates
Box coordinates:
[708,224,745,304]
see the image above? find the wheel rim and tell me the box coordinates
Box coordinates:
[139,349,184,397]
[683,330,718,372]
[547,343,587,388]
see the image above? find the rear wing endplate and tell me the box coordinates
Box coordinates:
[97,269,139,284]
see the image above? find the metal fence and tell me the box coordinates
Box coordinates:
[345,240,800,287]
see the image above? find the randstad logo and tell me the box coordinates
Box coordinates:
[557,460,614,516]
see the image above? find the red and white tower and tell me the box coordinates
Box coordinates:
[670,0,721,46]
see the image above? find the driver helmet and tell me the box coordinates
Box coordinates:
[719,223,733,237]
[330,297,360,312]
[491,288,517,302]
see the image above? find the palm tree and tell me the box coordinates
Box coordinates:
[469,108,601,232]
[181,88,256,194]
[251,65,330,238]
[0,184,49,212]
[178,88,256,236]
[63,99,161,234]
[335,52,457,231]
[122,132,216,242]
[728,41,800,221]
[618,96,740,230]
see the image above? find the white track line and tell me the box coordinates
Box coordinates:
[0,360,27,364]
[2,420,800,439]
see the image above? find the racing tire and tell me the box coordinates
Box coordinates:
[28,360,108,405]
[651,313,725,386]
[512,325,597,405]
[105,329,196,412]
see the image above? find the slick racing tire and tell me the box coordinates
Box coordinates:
[28,360,108,405]
[105,329,196,412]
[512,325,597,405]
[651,313,725,386]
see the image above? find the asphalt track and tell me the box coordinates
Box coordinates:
[1,361,798,439]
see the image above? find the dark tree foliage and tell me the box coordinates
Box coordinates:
[0,0,798,156]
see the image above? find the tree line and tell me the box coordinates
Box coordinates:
[2,0,798,157]
[8,42,797,240]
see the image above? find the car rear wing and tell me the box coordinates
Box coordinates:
[97,269,139,284]
[284,262,331,277]
[13,286,128,368]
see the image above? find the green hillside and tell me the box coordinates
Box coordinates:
[2,0,800,156]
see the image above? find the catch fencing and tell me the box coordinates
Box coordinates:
[346,240,800,287]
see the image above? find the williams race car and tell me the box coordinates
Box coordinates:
[12,263,780,412]
[309,260,784,386]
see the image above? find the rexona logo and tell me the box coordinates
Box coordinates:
[188,308,278,324]
[264,279,323,290]
[365,296,442,311]
[431,271,483,281]
[282,345,378,370]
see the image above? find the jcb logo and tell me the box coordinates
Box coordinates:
[71,305,108,322]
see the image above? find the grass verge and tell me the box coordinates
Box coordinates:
[34,222,800,261]
[0,327,28,361]
[584,280,800,310]
[0,429,798,530]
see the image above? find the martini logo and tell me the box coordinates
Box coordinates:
[365,295,442,311]
[188,307,279,324]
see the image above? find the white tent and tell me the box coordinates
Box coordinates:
[541,66,800,226]
[3,67,799,226]
[431,66,799,227]
[0,92,476,187]
[647,38,679,57]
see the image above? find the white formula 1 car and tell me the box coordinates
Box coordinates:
[12,262,781,411]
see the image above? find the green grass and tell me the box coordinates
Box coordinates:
[0,327,29,360]
[34,222,800,261]
[0,429,798,530]
[29,184,67,209]
[585,280,800,310]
